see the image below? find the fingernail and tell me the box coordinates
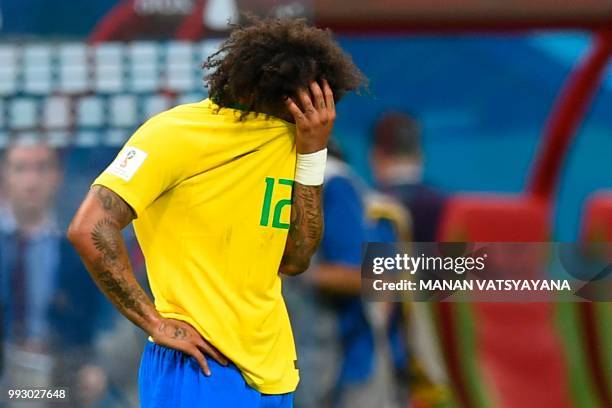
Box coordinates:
[204,370,211,376]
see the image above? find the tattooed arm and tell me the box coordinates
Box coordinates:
[279,183,323,275]
[67,185,227,374]
[279,80,335,276]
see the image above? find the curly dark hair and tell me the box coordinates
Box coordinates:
[203,16,365,118]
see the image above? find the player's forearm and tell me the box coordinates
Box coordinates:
[69,221,160,332]
[68,187,161,334]
[279,182,323,276]
[280,81,334,276]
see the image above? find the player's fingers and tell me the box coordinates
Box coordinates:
[202,345,229,367]
[196,340,229,366]
[297,88,315,116]
[322,79,335,114]
[188,345,211,376]
[309,81,326,111]
[284,97,306,123]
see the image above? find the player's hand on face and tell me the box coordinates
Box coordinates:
[151,318,228,376]
[285,80,336,154]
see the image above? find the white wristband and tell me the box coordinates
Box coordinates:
[295,148,327,186]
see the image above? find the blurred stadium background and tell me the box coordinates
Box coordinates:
[0,1,611,407]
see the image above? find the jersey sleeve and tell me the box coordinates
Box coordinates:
[93,116,199,217]
[320,176,367,267]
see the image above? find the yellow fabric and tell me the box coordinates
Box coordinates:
[94,99,299,394]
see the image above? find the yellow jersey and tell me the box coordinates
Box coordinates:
[94,99,299,394]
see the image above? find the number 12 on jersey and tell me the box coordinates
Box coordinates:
[260,177,293,230]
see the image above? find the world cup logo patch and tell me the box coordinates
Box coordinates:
[120,149,137,168]
[106,147,148,181]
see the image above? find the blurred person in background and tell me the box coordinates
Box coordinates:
[371,112,451,407]
[285,142,410,408]
[0,138,111,407]
[371,112,447,242]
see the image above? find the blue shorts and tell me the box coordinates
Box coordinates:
[139,341,294,408]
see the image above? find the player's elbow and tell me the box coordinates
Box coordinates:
[66,217,89,249]
[66,221,82,246]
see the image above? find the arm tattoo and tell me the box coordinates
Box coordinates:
[89,217,151,320]
[92,185,135,227]
[91,218,120,260]
[280,183,323,274]
[71,185,156,332]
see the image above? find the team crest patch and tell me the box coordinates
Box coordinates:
[106,147,148,181]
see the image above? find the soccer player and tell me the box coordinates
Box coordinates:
[67,17,364,407]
